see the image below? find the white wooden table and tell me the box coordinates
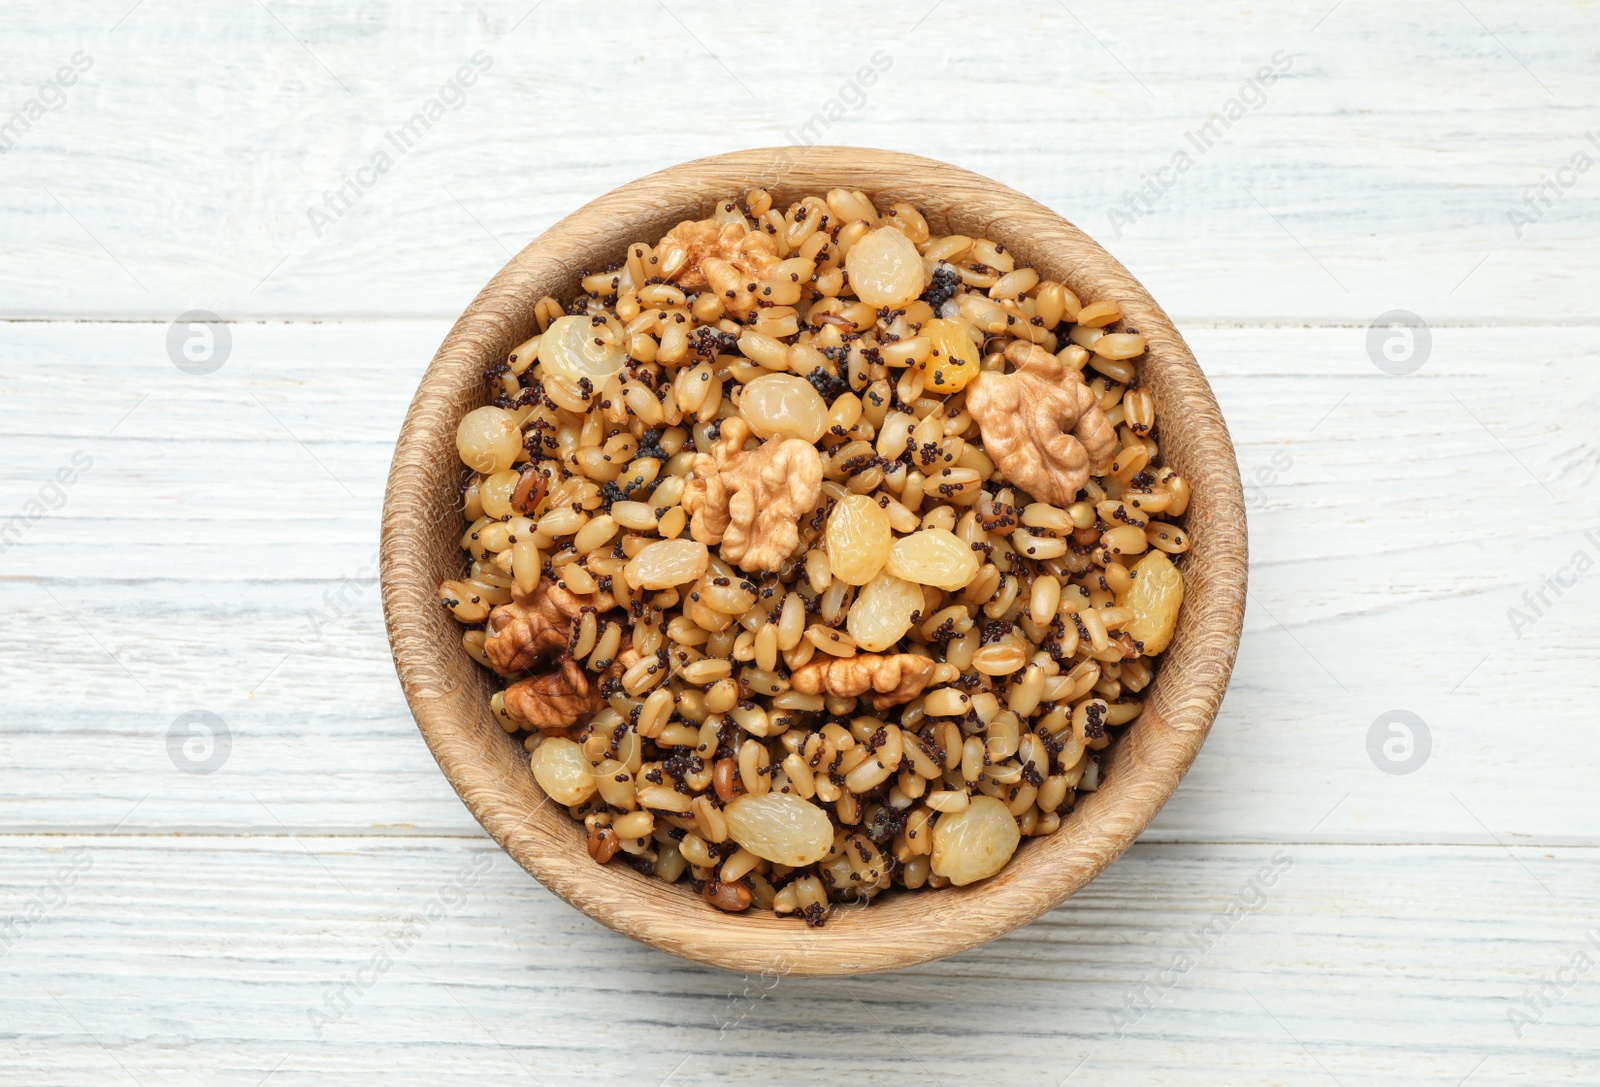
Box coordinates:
[3,2,1597,1083]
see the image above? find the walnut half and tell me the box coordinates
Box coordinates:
[503,656,596,731]
[503,644,639,734]
[483,580,613,674]
[657,218,780,315]
[965,341,1117,507]
[790,653,937,711]
[682,417,823,573]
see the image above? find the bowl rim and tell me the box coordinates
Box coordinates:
[381,146,1247,976]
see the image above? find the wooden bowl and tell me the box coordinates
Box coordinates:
[380,147,1247,976]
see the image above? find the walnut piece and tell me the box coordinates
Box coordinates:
[683,417,822,573]
[965,341,1117,507]
[503,656,595,731]
[484,580,614,674]
[503,643,639,733]
[790,653,937,711]
[486,581,622,733]
[658,218,780,295]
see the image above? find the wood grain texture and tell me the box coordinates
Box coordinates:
[2,837,1594,1087]
[1,2,1596,323]
[379,146,1248,975]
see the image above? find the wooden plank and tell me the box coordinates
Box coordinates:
[2,567,1597,845]
[1,321,1597,843]
[4,320,1596,584]
[1,838,1593,1085]
[0,3,1595,322]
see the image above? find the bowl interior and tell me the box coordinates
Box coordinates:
[380,146,1247,976]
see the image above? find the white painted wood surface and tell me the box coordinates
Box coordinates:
[2,2,1596,1084]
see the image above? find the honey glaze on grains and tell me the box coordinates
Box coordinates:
[439,187,1193,924]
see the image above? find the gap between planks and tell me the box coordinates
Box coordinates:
[4,315,1600,328]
